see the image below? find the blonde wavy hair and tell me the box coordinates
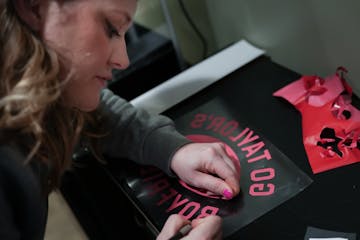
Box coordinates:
[0,1,102,191]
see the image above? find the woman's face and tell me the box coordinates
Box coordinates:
[38,0,137,111]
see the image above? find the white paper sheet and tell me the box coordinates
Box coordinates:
[309,238,348,240]
[130,40,265,114]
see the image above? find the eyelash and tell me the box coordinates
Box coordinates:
[105,20,121,38]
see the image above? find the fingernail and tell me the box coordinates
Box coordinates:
[223,189,233,199]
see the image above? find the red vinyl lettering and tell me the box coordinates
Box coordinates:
[249,183,275,196]
[157,188,178,206]
[166,194,189,212]
[178,202,201,220]
[241,141,265,158]
[196,206,219,219]
[190,113,207,128]
[250,168,275,181]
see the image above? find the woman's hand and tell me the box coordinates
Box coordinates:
[171,142,240,200]
[156,214,222,240]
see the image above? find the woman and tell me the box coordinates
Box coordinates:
[0,0,240,239]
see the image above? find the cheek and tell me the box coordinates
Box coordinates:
[62,75,101,111]
[60,39,110,83]
[45,23,110,74]
[74,37,110,72]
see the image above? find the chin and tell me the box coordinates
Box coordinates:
[76,99,100,112]
[79,104,99,112]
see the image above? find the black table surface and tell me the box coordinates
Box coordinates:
[63,55,360,240]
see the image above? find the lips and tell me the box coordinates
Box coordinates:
[96,75,112,88]
[95,77,108,88]
[97,75,112,81]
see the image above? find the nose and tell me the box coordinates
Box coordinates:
[109,38,130,70]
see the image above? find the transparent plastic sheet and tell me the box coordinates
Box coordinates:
[304,226,357,240]
[121,98,313,238]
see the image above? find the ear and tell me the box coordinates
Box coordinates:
[13,0,44,32]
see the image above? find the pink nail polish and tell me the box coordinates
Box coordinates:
[223,189,233,199]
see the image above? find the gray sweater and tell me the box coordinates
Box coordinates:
[0,89,191,239]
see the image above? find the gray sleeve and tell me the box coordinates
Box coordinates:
[97,88,191,175]
[0,186,20,240]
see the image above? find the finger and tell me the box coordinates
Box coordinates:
[216,142,240,174]
[184,216,223,240]
[191,171,237,200]
[211,143,241,194]
[156,214,189,240]
[219,159,241,196]
[191,215,222,227]
[209,155,241,197]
